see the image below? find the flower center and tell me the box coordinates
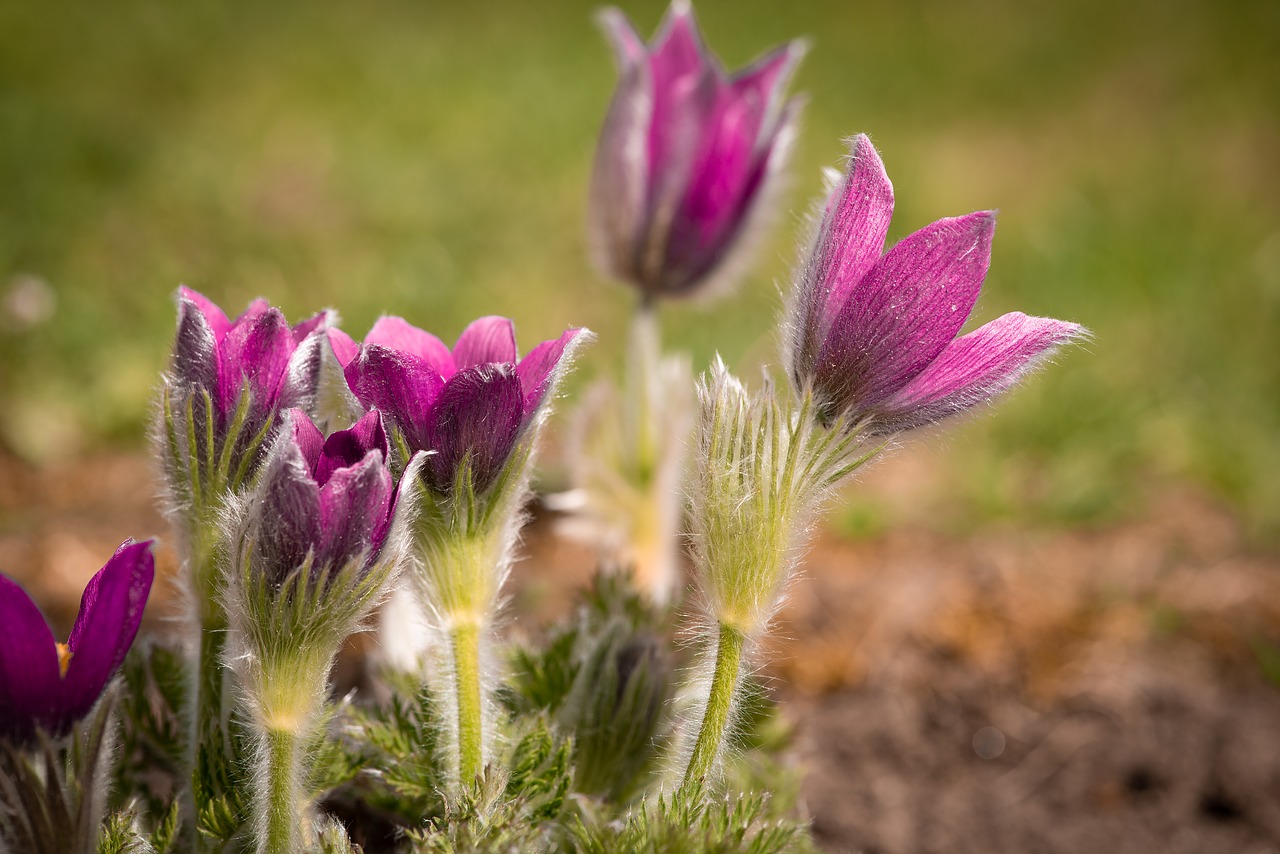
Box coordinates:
[56,642,73,679]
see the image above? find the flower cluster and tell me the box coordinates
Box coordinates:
[2,3,1088,851]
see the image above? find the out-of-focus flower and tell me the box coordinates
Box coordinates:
[0,540,154,742]
[787,134,1086,434]
[336,315,588,496]
[591,1,805,299]
[249,409,395,585]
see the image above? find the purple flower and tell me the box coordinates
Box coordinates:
[788,135,1085,434]
[334,316,586,496]
[591,1,804,299]
[0,540,154,742]
[168,288,329,475]
[252,409,396,586]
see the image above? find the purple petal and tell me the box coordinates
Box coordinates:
[516,328,585,415]
[178,287,231,342]
[730,39,804,107]
[327,329,359,368]
[365,316,455,378]
[873,312,1086,433]
[219,307,296,416]
[61,540,154,729]
[317,452,393,570]
[172,292,220,396]
[289,408,325,474]
[0,574,60,740]
[650,1,713,90]
[424,365,524,495]
[291,310,331,344]
[453,316,518,370]
[815,211,995,414]
[316,410,388,486]
[795,135,895,382]
[344,345,443,453]
[663,86,768,286]
[590,13,654,287]
[598,7,647,69]
[254,427,324,585]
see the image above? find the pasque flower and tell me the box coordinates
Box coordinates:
[226,408,419,854]
[332,314,589,787]
[787,135,1085,433]
[249,408,397,584]
[0,540,154,742]
[335,315,587,496]
[167,287,330,482]
[591,1,804,299]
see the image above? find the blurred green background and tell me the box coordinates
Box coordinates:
[1,0,1277,539]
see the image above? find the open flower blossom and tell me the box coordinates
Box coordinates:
[250,409,397,584]
[0,540,154,742]
[333,316,588,496]
[787,135,1086,434]
[591,0,805,299]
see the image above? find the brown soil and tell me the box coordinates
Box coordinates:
[3,448,1278,853]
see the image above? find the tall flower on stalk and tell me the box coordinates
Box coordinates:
[676,136,1085,795]
[786,135,1086,433]
[222,408,422,854]
[573,1,801,604]
[0,540,154,743]
[156,288,333,840]
[591,0,805,301]
[336,315,590,785]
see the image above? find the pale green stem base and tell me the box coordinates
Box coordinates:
[258,726,302,854]
[680,622,745,794]
[451,621,484,784]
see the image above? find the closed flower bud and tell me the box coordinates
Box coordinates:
[591,1,804,300]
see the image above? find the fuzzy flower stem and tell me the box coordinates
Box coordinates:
[258,725,303,854]
[450,621,484,784]
[680,621,745,793]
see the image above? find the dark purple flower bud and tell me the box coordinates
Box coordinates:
[340,316,587,497]
[788,135,1086,433]
[0,540,154,742]
[251,410,394,587]
[591,1,804,299]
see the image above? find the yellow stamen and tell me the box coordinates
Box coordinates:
[56,643,73,679]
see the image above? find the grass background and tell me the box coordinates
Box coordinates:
[1,0,1276,539]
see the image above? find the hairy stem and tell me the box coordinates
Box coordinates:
[680,622,745,794]
[257,726,302,854]
[451,621,484,784]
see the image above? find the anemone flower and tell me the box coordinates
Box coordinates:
[0,540,154,742]
[335,315,587,496]
[250,408,395,585]
[787,134,1085,434]
[591,0,805,300]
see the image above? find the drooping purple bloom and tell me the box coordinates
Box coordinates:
[168,287,330,476]
[0,540,154,742]
[591,1,805,299]
[788,135,1086,434]
[334,316,587,496]
[251,409,396,586]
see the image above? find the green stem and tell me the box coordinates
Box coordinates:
[680,622,745,794]
[451,621,484,784]
[258,726,301,854]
